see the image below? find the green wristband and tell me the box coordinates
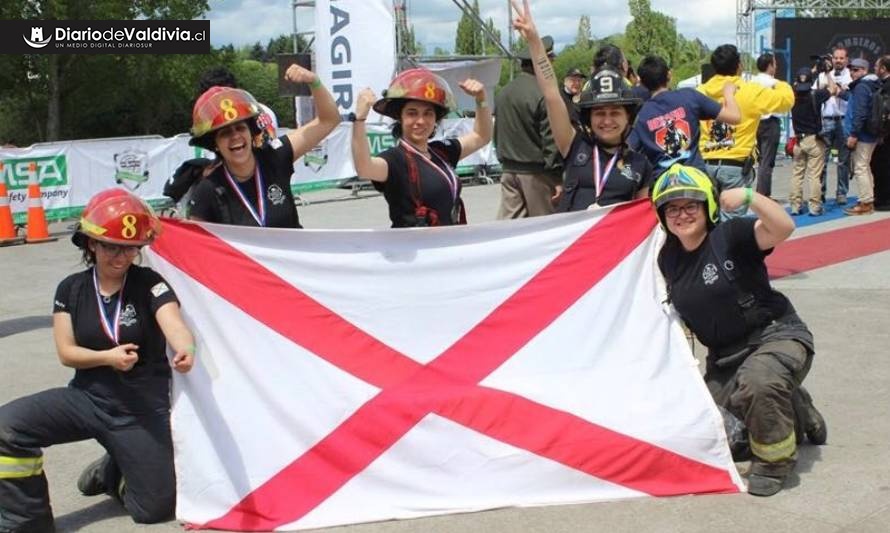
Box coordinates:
[309,78,322,89]
[744,187,754,206]
[186,344,196,355]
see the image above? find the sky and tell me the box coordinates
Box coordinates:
[205,0,738,53]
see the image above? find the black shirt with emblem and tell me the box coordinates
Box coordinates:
[377,138,463,227]
[53,266,179,415]
[657,218,790,350]
[559,134,654,212]
[188,135,301,228]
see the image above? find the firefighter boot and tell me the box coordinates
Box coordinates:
[793,386,827,445]
[76,454,112,497]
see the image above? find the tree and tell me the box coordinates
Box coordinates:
[625,0,678,67]
[0,0,210,142]
[575,15,592,50]
[454,0,481,55]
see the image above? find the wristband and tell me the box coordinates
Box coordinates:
[186,344,196,355]
[309,77,322,89]
[348,112,366,122]
[476,99,487,109]
[743,187,754,207]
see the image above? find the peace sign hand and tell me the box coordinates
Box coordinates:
[510,0,538,41]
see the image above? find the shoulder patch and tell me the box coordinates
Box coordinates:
[151,282,170,298]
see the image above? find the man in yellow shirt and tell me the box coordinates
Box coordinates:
[698,45,794,218]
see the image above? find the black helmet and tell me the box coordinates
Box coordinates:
[578,69,641,144]
[578,69,640,110]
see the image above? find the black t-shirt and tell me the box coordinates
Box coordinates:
[377,139,463,227]
[791,88,831,136]
[657,218,790,350]
[188,135,301,228]
[559,134,653,212]
[53,266,179,415]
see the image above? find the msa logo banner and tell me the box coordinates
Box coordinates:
[0,156,68,189]
[0,20,210,54]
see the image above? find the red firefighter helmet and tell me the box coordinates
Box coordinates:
[189,86,261,149]
[72,188,161,247]
[372,68,455,120]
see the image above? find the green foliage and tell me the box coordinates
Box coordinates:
[454,0,481,55]
[575,15,592,50]
[454,0,499,56]
[625,0,678,67]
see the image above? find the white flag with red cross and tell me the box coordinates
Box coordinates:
[145,200,744,531]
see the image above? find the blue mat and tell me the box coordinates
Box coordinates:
[786,196,858,229]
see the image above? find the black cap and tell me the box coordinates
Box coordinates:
[794,67,814,91]
[565,67,587,79]
[516,36,553,60]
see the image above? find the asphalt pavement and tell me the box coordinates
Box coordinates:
[1,157,889,533]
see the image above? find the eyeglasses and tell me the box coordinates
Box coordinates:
[97,241,142,257]
[664,203,702,218]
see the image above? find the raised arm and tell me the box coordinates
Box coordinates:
[716,82,741,125]
[283,64,341,162]
[456,79,493,159]
[720,188,794,250]
[350,88,389,182]
[511,0,576,157]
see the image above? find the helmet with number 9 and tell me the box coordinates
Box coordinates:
[373,68,456,120]
[72,188,162,247]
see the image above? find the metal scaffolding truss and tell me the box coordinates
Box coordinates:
[736,0,890,57]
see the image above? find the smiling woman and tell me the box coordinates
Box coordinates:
[186,63,339,228]
[350,68,492,227]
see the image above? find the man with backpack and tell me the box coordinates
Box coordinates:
[870,55,890,210]
[843,58,882,215]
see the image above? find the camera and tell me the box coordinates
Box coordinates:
[809,54,833,74]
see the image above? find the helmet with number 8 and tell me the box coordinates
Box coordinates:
[72,188,162,247]
[189,86,262,150]
[651,163,719,228]
[373,68,456,120]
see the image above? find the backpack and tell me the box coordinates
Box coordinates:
[866,81,890,138]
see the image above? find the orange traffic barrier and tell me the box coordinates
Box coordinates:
[0,164,24,246]
[25,162,56,244]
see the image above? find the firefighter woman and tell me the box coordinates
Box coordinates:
[351,68,492,227]
[187,63,339,227]
[0,189,195,532]
[510,0,653,211]
[651,164,826,496]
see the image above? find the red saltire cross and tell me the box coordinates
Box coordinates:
[151,200,736,531]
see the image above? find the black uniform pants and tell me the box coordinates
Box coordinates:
[755,117,781,197]
[871,141,890,208]
[705,339,812,478]
[0,387,175,532]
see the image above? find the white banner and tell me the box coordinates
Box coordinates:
[146,202,744,531]
[315,0,395,118]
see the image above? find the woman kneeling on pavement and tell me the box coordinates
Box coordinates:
[651,164,826,496]
[0,189,195,532]
[187,63,339,227]
[351,68,492,227]
[511,0,653,210]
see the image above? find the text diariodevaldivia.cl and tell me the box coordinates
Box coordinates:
[53,27,206,42]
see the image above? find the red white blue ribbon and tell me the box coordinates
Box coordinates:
[593,148,620,200]
[223,164,267,227]
[400,140,459,202]
[93,267,127,345]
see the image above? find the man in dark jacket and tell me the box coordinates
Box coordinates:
[561,67,586,127]
[495,36,564,218]
[843,58,881,215]
[871,55,890,210]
